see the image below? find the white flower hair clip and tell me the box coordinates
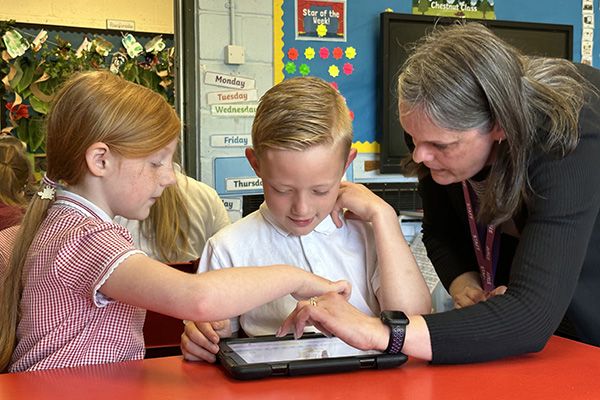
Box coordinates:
[37,185,56,200]
[37,174,59,200]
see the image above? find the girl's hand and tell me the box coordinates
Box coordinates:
[291,274,351,301]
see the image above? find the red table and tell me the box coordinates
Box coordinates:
[1,336,599,400]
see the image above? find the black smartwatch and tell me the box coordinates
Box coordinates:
[380,311,409,354]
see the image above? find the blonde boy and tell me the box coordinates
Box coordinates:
[181,77,430,362]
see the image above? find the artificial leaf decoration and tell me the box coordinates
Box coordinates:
[0,21,175,172]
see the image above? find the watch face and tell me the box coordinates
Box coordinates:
[381,311,408,325]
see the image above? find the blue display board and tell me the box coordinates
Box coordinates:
[276,0,591,150]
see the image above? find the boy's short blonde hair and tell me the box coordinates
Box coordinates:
[251,77,353,157]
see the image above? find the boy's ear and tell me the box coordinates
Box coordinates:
[85,142,111,177]
[343,148,358,172]
[245,147,262,177]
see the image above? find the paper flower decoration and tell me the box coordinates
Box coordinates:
[304,47,315,60]
[343,62,354,75]
[93,37,113,56]
[345,47,357,59]
[287,47,299,61]
[31,30,48,52]
[110,52,127,74]
[285,62,297,74]
[333,47,343,60]
[316,24,328,38]
[319,47,330,59]
[145,35,166,54]
[5,102,29,121]
[349,110,355,121]
[328,65,340,78]
[75,37,92,58]
[299,64,311,76]
[329,82,339,91]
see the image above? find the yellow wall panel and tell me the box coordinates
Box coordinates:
[0,0,174,33]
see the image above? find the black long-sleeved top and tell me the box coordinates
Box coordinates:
[421,64,600,363]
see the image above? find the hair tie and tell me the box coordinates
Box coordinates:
[42,174,58,188]
[37,174,58,200]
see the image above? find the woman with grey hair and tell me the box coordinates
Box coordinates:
[279,22,600,364]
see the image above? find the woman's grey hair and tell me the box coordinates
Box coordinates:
[398,22,589,225]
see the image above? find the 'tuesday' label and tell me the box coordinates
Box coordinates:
[207,89,258,105]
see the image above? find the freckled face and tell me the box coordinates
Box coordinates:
[400,105,500,185]
[253,143,349,236]
[107,139,178,220]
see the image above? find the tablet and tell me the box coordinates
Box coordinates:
[217,333,407,380]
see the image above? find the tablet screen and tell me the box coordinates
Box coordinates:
[228,336,381,364]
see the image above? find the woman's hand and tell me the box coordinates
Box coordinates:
[277,292,389,352]
[450,272,507,308]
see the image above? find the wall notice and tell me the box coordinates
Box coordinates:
[295,0,347,41]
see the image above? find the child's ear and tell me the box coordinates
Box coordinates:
[85,142,111,177]
[245,147,262,177]
[343,148,358,172]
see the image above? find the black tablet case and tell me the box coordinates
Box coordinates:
[217,333,407,380]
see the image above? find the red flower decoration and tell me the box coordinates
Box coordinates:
[343,62,354,75]
[287,47,299,61]
[333,47,343,60]
[349,110,355,121]
[319,47,330,59]
[5,102,30,121]
[329,82,339,91]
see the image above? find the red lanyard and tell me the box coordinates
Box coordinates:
[461,181,499,292]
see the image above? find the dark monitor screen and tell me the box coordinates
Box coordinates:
[379,13,573,173]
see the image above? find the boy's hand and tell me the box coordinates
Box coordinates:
[181,320,232,363]
[330,182,395,228]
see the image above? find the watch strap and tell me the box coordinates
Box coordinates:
[385,323,406,354]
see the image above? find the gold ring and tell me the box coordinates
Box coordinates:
[309,296,318,307]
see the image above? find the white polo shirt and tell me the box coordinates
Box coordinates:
[198,202,381,336]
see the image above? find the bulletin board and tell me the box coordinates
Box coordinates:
[274,0,591,159]
[275,0,386,153]
[1,22,173,132]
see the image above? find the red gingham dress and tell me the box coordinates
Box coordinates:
[9,190,146,372]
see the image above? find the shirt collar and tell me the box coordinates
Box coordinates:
[54,189,113,222]
[258,202,340,238]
